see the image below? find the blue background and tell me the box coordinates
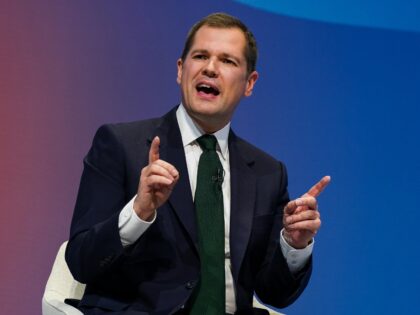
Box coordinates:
[0,1,419,314]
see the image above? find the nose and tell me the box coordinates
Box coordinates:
[202,58,218,78]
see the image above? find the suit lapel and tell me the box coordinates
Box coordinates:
[229,132,257,282]
[151,108,199,253]
[148,109,257,270]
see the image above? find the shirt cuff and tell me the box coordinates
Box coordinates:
[279,228,313,274]
[118,195,156,247]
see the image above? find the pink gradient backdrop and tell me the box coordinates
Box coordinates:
[0,1,252,313]
[1,1,419,315]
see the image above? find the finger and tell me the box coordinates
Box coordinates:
[141,163,174,182]
[148,136,160,163]
[147,163,177,181]
[285,210,320,225]
[285,196,317,214]
[168,173,180,190]
[145,175,174,188]
[285,219,321,233]
[153,159,179,179]
[306,175,331,198]
[284,199,299,215]
[298,196,317,210]
[154,178,179,193]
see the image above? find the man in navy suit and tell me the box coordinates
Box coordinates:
[66,13,330,315]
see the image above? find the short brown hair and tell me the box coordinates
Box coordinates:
[180,12,258,74]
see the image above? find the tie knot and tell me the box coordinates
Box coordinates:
[196,134,218,151]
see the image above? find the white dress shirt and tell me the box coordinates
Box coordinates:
[118,104,313,314]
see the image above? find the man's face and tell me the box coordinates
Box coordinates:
[177,26,258,133]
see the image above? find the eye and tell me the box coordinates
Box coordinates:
[193,54,207,60]
[222,58,237,66]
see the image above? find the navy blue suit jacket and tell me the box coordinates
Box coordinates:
[65,107,311,314]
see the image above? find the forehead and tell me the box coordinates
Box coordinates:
[190,26,247,58]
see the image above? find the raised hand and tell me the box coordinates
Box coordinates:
[283,176,331,249]
[133,136,179,221]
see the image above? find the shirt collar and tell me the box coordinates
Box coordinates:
[176,103,230,160]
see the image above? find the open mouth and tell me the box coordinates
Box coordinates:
[196,83,220,96]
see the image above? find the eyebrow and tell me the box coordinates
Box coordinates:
[220,53,241,64]
[190,49,208,55]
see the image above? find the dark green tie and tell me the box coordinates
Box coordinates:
[190,134,225,315]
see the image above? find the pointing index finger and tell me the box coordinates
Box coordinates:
[306,175,331,198]
[149,136,160,163]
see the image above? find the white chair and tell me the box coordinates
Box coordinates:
[42,241,284,315]
[42,241,85,315]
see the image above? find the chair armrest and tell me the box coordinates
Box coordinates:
[42,297,83,315]
[253,296,285,315]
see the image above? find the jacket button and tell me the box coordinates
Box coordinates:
[185,281,195,289]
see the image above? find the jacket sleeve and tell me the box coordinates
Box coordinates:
[65,124,131,284]
[254,161,312,308]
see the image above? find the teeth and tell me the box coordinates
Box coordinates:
[197,83,220,95]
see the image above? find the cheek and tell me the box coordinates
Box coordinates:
[226,72,247,87]
[182,72,195,88]
[180,78,195,99]
[228,81,247,99]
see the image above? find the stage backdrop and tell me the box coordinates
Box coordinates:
[1,1,419,314]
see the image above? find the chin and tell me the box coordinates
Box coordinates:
[189,101,218,113]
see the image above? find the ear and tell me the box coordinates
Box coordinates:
[176,59,183,85]
[244,70,258,97]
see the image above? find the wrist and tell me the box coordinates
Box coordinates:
[133,197,154,222]
[282,230,310,249]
